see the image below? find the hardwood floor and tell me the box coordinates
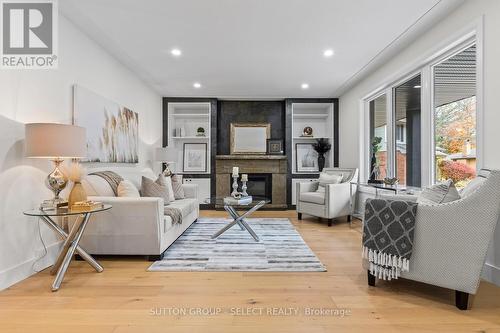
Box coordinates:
[1,210,500,332]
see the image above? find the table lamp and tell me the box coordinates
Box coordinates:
[25,123,87,205]
[155,147,176,176]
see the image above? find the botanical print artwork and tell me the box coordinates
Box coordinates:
[183,143,207,172]
[296,143,318,172]
[187,151,202,168]
[74,85,139,163]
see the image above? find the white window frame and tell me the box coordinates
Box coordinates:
[359,17,484,186]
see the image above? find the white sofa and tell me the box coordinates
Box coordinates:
[296,168,359,226]
[73,168,199,260]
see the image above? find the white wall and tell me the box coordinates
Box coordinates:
[339,0,500,285]
[0,15,162,290]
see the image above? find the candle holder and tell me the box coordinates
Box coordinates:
[241,180,248,197]
[231,175,239,198]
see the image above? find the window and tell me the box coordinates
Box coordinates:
[394,74,421,187]
[368,94,387,181]
[433,44,477,188]
[363,38,479,188]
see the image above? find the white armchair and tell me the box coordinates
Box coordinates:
[296,168,358,226]
[365,169,500,310]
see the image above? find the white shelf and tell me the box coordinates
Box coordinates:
[291,102,335,174]
[293,114,329,119]
[171,113,210,118]
[172,136,210,140]
[167,102,211,175]
[292,136,329,140]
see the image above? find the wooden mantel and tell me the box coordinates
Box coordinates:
[216,155,287,160]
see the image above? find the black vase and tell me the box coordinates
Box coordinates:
[318,154,325,172]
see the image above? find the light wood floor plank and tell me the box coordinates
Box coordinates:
[1,210,499,332]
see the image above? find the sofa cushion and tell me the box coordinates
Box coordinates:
[163,175,175,202]
[300,191,325,205]
[166,198,199,218]
[317,172,343,193]
[163,216,173,232]
[141,175,170,204]
[117,180,140,198]
[81,175,115,197]
[460,171,488,198]
[417,179,460,204]
[171,174,185,199]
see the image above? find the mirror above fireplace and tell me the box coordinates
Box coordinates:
[230,123,271,154]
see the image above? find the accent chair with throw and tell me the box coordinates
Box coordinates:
[296,168,359,226]
[364,169,500,310]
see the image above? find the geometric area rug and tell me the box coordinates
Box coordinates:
[148,218,326,272]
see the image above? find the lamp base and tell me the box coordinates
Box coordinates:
[45,158,68,204]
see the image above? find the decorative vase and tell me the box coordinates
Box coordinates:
[68,181,87,208]
[318,154,325,172]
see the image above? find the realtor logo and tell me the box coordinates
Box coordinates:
[1,0,58,68]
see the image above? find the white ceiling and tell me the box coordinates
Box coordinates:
[60,0,463,99]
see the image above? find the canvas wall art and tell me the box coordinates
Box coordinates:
[73,85,139,163]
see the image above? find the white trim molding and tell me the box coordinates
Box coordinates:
[0,241,62,291]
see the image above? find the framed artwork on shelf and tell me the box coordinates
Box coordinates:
[183,143,207,173]
[295,143,319,173]
[266,139,284,155]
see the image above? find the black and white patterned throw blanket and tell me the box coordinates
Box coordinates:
[362,198,417,280]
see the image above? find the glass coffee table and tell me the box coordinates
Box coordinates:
[211,196,270,242]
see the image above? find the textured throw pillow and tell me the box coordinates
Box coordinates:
[171,174,185,199]
[117,180,140,198]
[417,179,461,204]
[141,175,170,204]
[317,173,343,193]
[163,175,176,202]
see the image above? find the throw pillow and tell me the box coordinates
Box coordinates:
[417,179,461,204]
[117,180,140,198]
[163,175,176,202]
[317,173,343,193]
[171,174,185,199]
[141,175,170,204]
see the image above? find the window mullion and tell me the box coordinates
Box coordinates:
[386,88,395,178]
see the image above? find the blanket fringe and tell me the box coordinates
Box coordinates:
[362,246,409,281]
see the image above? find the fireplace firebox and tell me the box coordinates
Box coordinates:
[234,174,272,202]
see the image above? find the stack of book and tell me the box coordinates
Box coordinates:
[71,201,104,212]
[224,196,253,205]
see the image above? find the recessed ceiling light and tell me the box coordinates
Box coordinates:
[413,85,421,88]
[171,48,182,57]
[301,83,309,89]
[193,82,201,88]
[323,49,335,57]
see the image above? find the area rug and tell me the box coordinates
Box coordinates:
[148,218,326,272]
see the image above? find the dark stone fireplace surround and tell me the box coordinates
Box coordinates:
[215,155,287,209]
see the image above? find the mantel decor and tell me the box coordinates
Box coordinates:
[230,123,271,155]
[267,139,284,155]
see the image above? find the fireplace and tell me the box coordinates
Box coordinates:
[234,174,272,202]
[216,155,287,209]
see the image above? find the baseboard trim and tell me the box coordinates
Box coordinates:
[482,262,500,286]
[0,241,62,291]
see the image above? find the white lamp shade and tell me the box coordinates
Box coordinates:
[155,147,176,162]
[25,123,87,159]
